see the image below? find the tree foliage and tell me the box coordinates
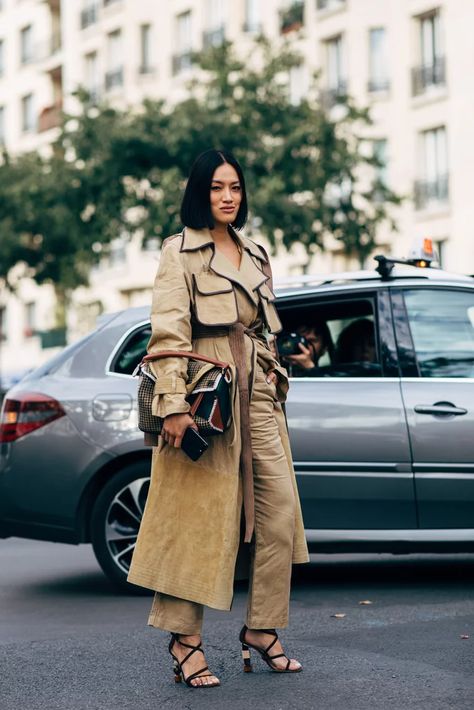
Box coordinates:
[0,38,402,299]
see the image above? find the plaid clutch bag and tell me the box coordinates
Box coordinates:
[135,350,232,446]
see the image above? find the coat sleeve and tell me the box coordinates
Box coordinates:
[147,241,192,419]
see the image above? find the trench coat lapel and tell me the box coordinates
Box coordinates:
[209,248,267,306]
[181,226,270,306]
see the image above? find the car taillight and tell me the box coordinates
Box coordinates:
[0,393,65,443]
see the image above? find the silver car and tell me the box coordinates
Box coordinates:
[1,261,474,591]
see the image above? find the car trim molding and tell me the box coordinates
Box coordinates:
[294,462,411,474]
[289,377,401,383]
[305,529,474,543]
[401,377,474,383]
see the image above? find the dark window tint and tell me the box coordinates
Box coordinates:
[404,289,474,377]
[278,297,382,377]
[111,325,151,375]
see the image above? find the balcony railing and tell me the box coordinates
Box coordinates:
[368,77,390,93]
[321,80,348,108]
[38,101,62,132]
[202,25,225,49]
[279,1,304,34]
[411,56,446,96]
[414,174,449,210]
[172,51,193,76]
[317,0,346,11]
[80,4,98,30]
[105,67,123,90]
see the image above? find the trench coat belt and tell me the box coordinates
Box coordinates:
[192,322,258,544]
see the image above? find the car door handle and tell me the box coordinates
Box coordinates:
[414,401,468,417]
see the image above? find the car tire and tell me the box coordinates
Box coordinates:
[90,461,152,595]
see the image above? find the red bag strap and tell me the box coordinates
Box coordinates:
[142,350,230,369]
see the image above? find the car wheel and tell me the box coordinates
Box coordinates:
[91,462,152,594]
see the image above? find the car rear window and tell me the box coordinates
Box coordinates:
[404,288,474,377]
[109,325,151,375]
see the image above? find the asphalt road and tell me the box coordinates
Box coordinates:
[1,539,473,710]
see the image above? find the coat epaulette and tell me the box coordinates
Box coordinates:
[161,232,184,249]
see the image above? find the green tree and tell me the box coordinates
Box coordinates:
[0,38,402,307]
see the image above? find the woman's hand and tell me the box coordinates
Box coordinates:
[265,369,278,385]
[162,413,197,448]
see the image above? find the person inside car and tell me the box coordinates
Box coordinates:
[336,318,376,364]
[282,321,333,377]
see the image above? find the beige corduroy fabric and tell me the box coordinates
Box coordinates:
[127,227,309,611]
[148,361,297,633]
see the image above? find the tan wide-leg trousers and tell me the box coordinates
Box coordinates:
[147,363,296,634]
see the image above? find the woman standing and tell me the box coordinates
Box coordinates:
[128,149,309,688]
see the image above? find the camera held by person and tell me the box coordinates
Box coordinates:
[277,322,332,376]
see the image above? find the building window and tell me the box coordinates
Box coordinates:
[317,0,346,12]
[84,51,100,101]
[322,35,347,107]
[289,64,309,105]
[108,237,126,266]
[368,28,389,93]
[20,25,34,65]
[105,30,123,90]
[243,0,261,33]
[24,302,36,338]
[434,238,447,267]
[0,39,4,77]
[0,305,6,342]
[21,93,35,133]
[415,126,448,209]
[203,0,226,48]
[279,1,304,35]
[139,24,153,74]
[412,10,446,96]
[80,2,98,30]
[172,11,193,75]
[373,139,388,188]
[0,105,5,145]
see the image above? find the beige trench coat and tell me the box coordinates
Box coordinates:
[127,226,309,610]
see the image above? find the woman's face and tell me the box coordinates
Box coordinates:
[210,162,242,228]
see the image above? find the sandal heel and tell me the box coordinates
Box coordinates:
[241,643,253,672]
[173,661,182,683]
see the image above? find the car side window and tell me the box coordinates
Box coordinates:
[403,289,474,378]
[110,325,151,375]
[278,296,382,377]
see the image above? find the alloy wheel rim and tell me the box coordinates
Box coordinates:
[104,477,150,574]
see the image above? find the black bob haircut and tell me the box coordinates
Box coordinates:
[180,149,248,230]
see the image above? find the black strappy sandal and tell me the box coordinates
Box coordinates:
[239,625,302,673]
[168,633,220,688]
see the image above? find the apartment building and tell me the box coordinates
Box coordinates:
[0,0,473,381]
